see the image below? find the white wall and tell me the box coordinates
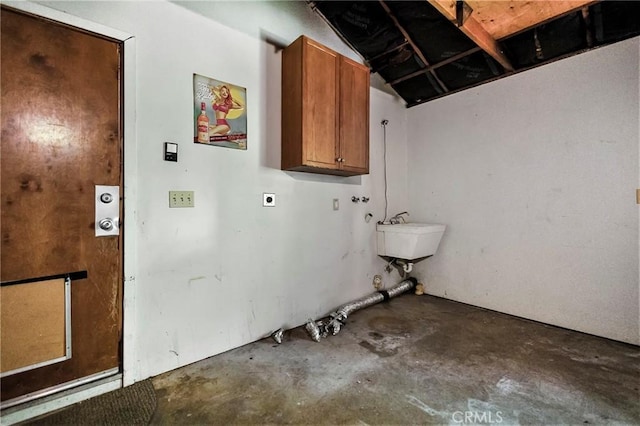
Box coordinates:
[406,37,640,345]
[24,1,637,389]
[171,1,399,97]
[36,1,409,381]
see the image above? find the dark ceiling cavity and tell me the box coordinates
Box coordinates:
[310,1,640,107]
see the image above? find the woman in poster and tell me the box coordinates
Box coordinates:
[210,85,244,136]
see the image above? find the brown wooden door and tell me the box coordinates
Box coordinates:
[302,38,340,169]
[339,56,370,174]
[1,7,122,402]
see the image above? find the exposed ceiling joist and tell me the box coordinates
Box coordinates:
[428,0,514,72]
[368,41,410,63]
[388,46,481,86]
[581,6,594,47]
[378,0,449,93]
[310,0,640,107]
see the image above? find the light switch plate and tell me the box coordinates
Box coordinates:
[333,198,339,211]
[169,191,194,208]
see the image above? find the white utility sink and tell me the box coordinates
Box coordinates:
[376,223,446,260]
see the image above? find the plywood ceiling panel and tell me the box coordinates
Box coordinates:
[468,0,595,39]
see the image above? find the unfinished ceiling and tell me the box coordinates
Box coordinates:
[310,1,640,107]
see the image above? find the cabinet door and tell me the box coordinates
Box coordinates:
[339,56,370,174]
[301,39,340,169]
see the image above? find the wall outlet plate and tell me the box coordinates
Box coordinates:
[169,191,194,208]
[263,193,275,207]
[333,198,339,211]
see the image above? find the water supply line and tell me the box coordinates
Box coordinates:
[305,277,418,342]
[385,258,413,278]
[380,119,389,224]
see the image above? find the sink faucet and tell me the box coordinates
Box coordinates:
[390,211,409,224]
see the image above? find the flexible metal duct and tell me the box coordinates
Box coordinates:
[271,328,284,344]
[305,277,418,341]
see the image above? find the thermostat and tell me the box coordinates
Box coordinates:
[164,142,178,162]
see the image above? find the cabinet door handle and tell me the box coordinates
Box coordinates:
[336,157,345,163]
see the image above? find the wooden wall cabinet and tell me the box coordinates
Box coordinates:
[282,36,370,176]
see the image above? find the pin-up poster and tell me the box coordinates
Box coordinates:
[193,74,247,150]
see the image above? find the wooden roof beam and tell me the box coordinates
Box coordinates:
[428,0,514,72]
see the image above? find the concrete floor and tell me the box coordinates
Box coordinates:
[150,294,639,425]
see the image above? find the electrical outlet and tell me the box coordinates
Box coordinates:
[373,275,383,290]
[169,191,194,208]
[263,193,276,207]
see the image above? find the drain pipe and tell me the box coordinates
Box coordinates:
[386,258,414,277]
[397,260,413,274]
[305,277,418,342]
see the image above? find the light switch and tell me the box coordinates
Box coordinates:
[169,191,194,208]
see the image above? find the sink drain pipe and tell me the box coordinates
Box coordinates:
[305,277,418,342]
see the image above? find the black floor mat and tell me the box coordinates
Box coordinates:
[26,379,156,426]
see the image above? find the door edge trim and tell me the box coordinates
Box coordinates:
[0,367,119,411]
[1,1,132,41]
